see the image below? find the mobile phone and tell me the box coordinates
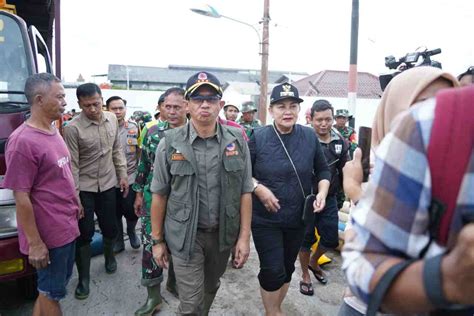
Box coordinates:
[358,127,372,182]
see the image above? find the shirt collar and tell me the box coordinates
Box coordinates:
[188,121,221,144]
[80,111,108,126]
[330,128,341,142]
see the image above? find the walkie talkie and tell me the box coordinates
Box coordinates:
[358,127,372,182]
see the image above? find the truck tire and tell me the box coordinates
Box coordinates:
[17,274,38,300]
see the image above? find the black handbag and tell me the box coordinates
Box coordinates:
[272,124,315,225]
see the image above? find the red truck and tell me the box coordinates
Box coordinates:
[0,5,53,298]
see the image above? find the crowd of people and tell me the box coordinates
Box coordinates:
[1,63,473,316]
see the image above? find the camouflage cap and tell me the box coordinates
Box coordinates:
[241,101,258,113]
[335,109,350,118]
[142,112,152,123]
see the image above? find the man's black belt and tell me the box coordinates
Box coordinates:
[197,226,218,233]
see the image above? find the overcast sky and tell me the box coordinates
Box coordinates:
[60,0,473,83]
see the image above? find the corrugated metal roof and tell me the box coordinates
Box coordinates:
[293,70,382,99]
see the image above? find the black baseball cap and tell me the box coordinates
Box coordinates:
[270,83,304,105]
[184,71,223,99]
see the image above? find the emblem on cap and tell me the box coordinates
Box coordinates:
[198,72,208,82]
[280,84,295,97]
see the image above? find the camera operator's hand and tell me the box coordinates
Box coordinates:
[442,223,474,305]
[397,62,408,71]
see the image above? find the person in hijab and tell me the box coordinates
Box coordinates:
[339,66,459,316]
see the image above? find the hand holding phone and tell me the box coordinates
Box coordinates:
[358,127,372,182]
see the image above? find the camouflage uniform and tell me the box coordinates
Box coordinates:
[238,119,262,138]
[334,125,357,158]
[132,121,169,286]
[238,101,262,138]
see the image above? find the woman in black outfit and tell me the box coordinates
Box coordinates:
[249,83,330,315]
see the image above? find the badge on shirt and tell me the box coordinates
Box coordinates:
[335,144,342,154]
[171,150,186,161]
[225,142,239,157]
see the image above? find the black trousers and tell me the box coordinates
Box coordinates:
[77,187,117,247]
[252,224,306,292]
[115,187,138,224]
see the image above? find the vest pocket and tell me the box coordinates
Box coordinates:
[223,158,244,190]
[169,161,195,200]
[165,198,191,252]
[224,202,241,245]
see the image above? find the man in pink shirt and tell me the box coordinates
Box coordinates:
[3,73,81,316]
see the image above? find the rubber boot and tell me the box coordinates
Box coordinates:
[127,219,141,249]
[166,257,178,298]
[114,218,125,253]
[74,244,91,300]
[134,285,163,316]
[103,238,117,274]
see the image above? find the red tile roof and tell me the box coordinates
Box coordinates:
[293,70,382,99]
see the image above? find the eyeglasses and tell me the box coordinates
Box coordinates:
[188,95,221,105]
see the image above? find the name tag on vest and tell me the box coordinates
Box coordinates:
[171,153,186,161]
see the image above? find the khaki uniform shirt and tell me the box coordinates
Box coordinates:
[119,120,139,184]
[64,111,127,193]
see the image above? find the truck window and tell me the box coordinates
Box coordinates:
[0,13,29,104]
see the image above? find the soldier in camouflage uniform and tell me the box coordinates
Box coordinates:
[333,109,357,158]
[132,87,187,316]
[237,101,262,137]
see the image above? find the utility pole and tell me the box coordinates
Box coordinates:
[258,0,270,125]
[54,0,61,79]
[348,0,359,128]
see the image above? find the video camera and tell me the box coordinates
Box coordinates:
[379,48,442,91]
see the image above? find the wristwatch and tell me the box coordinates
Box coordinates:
[151,237,165,246]
[252,180,260,193]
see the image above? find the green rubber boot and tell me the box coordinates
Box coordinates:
[74,244,91,300]
[134,285,163,316]
[103,238,117,274]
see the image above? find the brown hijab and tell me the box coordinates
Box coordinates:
[372,66,459,147]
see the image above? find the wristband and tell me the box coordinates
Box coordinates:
[151,238,165,246]
[423,253,452,309]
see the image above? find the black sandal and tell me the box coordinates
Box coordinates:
[299,281,314,296]
[309,266,328,285]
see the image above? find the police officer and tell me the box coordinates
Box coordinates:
[132,87,187,316]
[298,99,350,294]
[237,101,262,137]
[106,96,141,253]
[333,108,357,158]
[150,71,253,315]
[223,102,239,122]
